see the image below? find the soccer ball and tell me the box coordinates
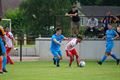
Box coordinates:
[79,61,86,67]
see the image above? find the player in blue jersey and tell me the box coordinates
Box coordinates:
[50,27,67,67]
[98,24,120,65]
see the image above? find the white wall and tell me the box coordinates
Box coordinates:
[35,38,120,60]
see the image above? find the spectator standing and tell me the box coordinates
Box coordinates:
[65,5,80,37]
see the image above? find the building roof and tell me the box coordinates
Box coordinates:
[1,0,22,13]
[81,6,120,16]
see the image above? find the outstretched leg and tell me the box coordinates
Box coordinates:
[98,52,108,65]
[75,54,80,67]
[6,47,14,64]
[2,55,7,72]
[0,56,3,74]
[69,54,74,67]
[110,53,120,65]
[66,50,74,67]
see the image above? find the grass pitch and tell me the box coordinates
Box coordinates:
[0,61,120,80]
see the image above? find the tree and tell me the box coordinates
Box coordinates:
[4,8,25,34]
[20,0,71,37]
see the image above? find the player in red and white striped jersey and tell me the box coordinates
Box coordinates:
[65,35,82,67]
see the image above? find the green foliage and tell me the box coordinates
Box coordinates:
[79,26,86,35]
[19,0,71,37]
[4,8,26,34]
[4,0,119,37]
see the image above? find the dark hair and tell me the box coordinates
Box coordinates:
[72,5,76,8]
[77,34,83,40]
[55,27,62,33]
[108,23,112,26]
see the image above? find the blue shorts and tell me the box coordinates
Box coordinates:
[105,43,113,53]
[50,49,62,57]
[0,38,6,55]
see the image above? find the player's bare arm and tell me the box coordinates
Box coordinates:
[112,34,119,40]
[12,37,16,45]
[65,13,77,17]
[63,37,69,40]
[53,38,61,45]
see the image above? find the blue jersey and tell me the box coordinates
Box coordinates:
[50,34,64,51]
[106,29,118,44]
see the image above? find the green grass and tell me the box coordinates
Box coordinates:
[0,61,120,80]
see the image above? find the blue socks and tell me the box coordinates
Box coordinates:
[111,54,118,60]
[101,55,107,63]
[2,56,7,69]
[56,58,60,66]
[54,57,60,66]
[101,54,118,63]
[53,58,56,65]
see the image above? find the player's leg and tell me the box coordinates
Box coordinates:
[98,52,109,65]
[6,47,11,64]
[66,50,74,67]
[51,50,57,65]
[98,44,111,65]
[53,57,56,65]
[51,50,60,67]
[7,55,14,64]
[54,55,60,67]
[57,50,63,67]
[106,43,120,65]
[6,47,14,64]
[75,55,80,66]
[1,41,7,72]
[2,55,7,72]
[0,43,3,74]
[73,49,80,66]
[0,56,3,74]
[110,52,120,65]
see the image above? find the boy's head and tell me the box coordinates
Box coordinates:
[5,27,10,32]
[55,27,62,35]
[72,5,77,12]
[108,24,113,29]
[76,34,83,43]
[106,11,111,16]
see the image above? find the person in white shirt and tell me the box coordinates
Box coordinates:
[85,17,99,37]
[5,27,16,64]
[65,35,82,67]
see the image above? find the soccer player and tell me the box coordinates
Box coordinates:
[0,26,7,73]
[0,50,2,74]
[5,27,16,64]
[65,35,82,67]
[0,28,3,74]
[98,24,120,65]
[50,27,67,67]
[0,17,3,74]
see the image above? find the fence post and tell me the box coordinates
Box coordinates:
[39,34,41,38]
[15,34,18,46]
[24,34,27,45]
[20,35,23,62]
